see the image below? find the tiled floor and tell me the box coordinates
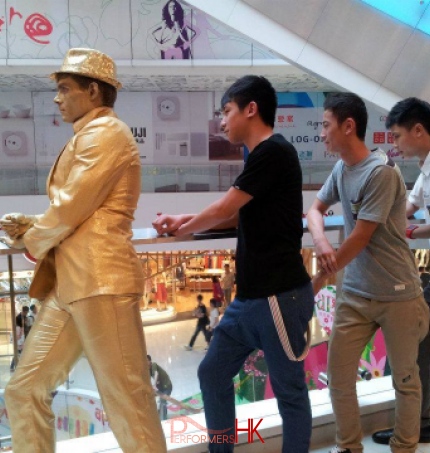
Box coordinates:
[143,304,328,403]
[144,317,208,402]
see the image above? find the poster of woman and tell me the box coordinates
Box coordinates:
[150,0,196,59]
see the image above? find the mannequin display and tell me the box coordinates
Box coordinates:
[143,274,154,311]
[156,272,168,311]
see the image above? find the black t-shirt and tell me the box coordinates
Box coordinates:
[196,305,209,326]
[233,134,310,299]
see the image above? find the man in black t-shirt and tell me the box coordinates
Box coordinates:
[16,306,31,338]
[153,75,314,453]
[184,294,211,350]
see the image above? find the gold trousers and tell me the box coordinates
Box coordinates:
[5,293,167,453]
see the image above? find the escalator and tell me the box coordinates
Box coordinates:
[186,0,430,110]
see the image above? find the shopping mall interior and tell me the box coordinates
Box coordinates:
[0,0,430,451]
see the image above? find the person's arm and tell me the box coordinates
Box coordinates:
[312,219,379,294]
[307,198,338,275]
[406,223,430,239]
[406,200,419,219]
[405,175,430,236]
[152,187,250,236]
[405,198,430,239]
[23,118,134,259]
[0,213,43,239]
[175,187,249,235]
[153,368,160,389]
[151,21,168,44]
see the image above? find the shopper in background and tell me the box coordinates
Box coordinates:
[153,75,313,453]
[420,267,430,293]
[221,263,235,306]
[371,97,430,446]
[211,275,224,308]
[307,92,429,453]
[208,297,220,339]
[229,255,236,276]
[147,354,173,420]
[185,294,211,351]
[0,48,166,453]
[15,305,31,338]
[10,307,28,372]
[27,303,38,328]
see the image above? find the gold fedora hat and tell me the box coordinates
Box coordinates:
[50,48,122,89]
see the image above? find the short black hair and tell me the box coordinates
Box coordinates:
[22,306,29,313]
[197,294,203,301]
[385,97,430,134]
[323,92,368,141]
[55,73,117,108]
[147,354,152,361]
[221,75,277,128]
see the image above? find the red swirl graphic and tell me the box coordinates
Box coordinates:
[24,13,52,44]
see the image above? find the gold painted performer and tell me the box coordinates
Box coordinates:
[0,48,167,453]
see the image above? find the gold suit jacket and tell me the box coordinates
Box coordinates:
[25,107,144,303]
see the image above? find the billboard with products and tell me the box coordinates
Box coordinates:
[0,90,397,171]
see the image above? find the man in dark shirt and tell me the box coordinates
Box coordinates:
[153,75,314,453]
[147,354,173,420]
[184,294,211,350]
[16,306,31,337]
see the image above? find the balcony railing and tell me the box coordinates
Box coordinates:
[0,161,421,196]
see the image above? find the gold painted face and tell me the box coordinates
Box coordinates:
[54,76,96,124]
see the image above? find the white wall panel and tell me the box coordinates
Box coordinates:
[68,0,132,59]
[244,0,329,40]
[6,0,68,59]
[307,0,413,84]
[0,1,7,59]
[383,30,430,102]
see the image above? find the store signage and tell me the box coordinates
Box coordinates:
[314,285,336,335]
[130,126,147,144]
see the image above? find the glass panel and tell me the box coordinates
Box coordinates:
[0,161,421,195]
[0,243,395,438]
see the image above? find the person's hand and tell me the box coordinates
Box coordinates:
[152,214,187,235]
[0,236,26,249]
[314,237,338,274]
[312,271,328,295]
[0,213,36,239]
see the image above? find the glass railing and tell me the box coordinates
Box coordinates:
[0,243,396,441]
[0,161,421,196]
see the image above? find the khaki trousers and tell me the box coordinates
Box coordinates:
[5,293,167,453]
[328,291,429,453]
